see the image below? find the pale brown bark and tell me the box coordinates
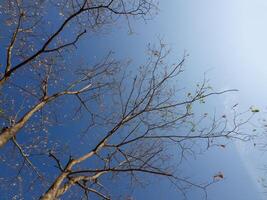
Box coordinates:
[39,170,69,200]
[0,84,92,148]
[0,101,46,148]
[40,146,103,199]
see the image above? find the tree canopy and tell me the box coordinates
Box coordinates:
[0,1,255,199]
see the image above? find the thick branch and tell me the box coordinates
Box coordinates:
[0,84,92,148]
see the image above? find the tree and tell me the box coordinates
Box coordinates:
[0,0,155,147]
[0,1,254,199]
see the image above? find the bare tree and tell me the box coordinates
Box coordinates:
[37,44,254,200]
[0,0,156,147]
[0,1,255,200]
[34,43,254,199]
[0,0,156,198]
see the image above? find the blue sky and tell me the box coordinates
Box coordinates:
[1,0,267,199]
[89,0,267,199]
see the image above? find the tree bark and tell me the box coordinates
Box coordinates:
[0,100,46,148]
[39,172,69,200]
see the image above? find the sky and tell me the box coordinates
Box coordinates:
[2,0,267,199]
[84,0,267,199]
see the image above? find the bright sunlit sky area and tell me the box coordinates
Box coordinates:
[78,0,267,199]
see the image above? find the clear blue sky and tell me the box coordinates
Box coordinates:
[82,0,267,199]
[1,0,267,199]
